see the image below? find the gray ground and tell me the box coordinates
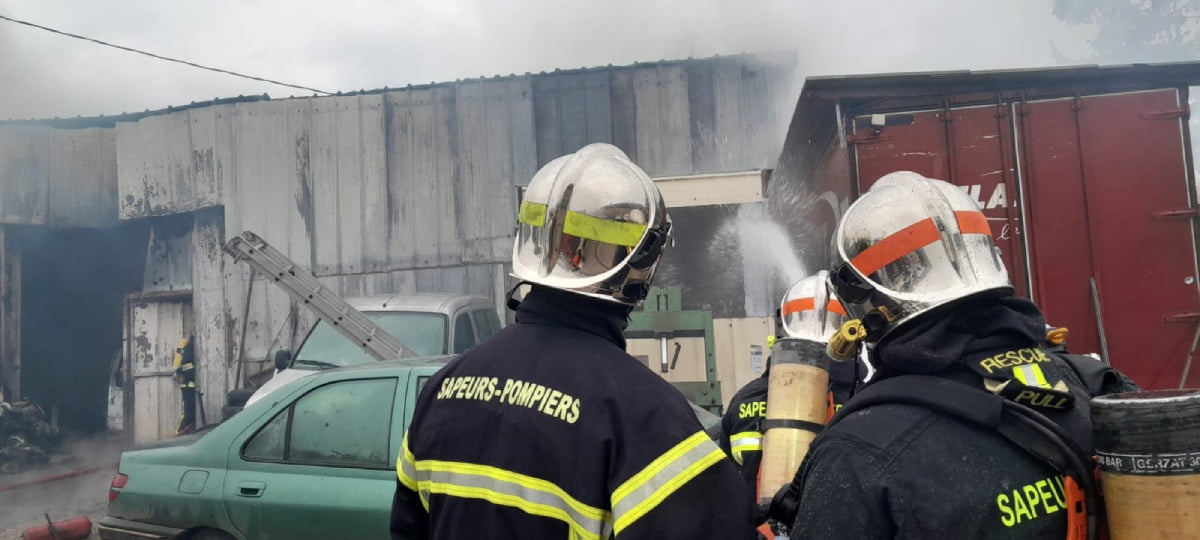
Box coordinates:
[0,435,128,540]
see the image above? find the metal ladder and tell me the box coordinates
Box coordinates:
[223,231,417,362]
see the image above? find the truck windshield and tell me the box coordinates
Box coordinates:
[295,312,447,367]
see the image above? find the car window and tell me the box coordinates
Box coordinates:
[296,312,448,367]
[243,378,398,469]
[471,310,500,341]
[416,375,431,397]
[453,314,475,354]
[243,409,288,460]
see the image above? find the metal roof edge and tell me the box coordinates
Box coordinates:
[6,50,799,124]
[1,94,271,129]
[799,61,1200,99]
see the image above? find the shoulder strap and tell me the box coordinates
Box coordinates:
[1057,353,1141,397]
[831,374,1005,428]
[831,375,1085,484]
[830,374,1096,540]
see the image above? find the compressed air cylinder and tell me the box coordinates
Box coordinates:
[1092,389,1200,539]
[757,337,830,505]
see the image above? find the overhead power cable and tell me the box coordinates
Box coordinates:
[0,12,333,95]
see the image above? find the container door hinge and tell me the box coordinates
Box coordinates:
[1141,106,1189,120]
[1164,311,1200,323]
[847,133,892,145]
[1153,208,1200,220]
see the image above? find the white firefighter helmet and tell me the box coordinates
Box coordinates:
[829,171,1011,343]
[780,270,848,343]
[511,143,671,305]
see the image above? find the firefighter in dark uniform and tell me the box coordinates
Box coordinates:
[173,335,197,435]
[782,172,1138,539]
[718,352,769,504]
[719,275,864,509]
[390,143,752,540]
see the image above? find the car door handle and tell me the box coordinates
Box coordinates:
[237,481,266,498]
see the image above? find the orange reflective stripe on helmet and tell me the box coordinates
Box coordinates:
[782,297,846,317]
[955,210,992,236]
[781,298,815,316]
[850,211,991,277]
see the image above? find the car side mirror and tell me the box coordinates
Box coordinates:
[274,349,292,371]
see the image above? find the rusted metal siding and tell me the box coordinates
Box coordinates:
[456,79,537,267]
[191,208,227,423]
[47,128,119,228]
[311,94,388,276]
[0,126,119,228]
[633,64,693,176]
[128,297,191,444]
[0,227,19,400]
[116,105,233,219]
[531,53,796,176]
[0,126,49,225]
[385,86,460,271]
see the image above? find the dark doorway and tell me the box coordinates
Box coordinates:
[19,223,148,433]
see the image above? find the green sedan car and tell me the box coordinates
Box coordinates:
[98,357,722,540]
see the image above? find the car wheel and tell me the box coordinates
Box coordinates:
[226,388,255,407]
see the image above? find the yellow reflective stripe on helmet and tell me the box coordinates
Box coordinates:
[563,210,646,247]
[397,432,419,492]
[519,201,548,227]
[611,431,726,534]
[729,431,762,466]
[413,460,611,539]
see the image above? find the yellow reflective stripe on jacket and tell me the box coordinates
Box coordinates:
[397,432,419,492]
[611,431,727,534]
[729,431,762,466]
[519,201,548,227]
[562,210,646,247]
[413,459,611,539]
[1013,363,1051,388]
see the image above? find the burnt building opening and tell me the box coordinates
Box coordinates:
[18,222,148,434]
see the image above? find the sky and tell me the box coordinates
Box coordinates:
[0,0,1106,120]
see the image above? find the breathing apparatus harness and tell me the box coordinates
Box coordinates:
[772,317,1099,540]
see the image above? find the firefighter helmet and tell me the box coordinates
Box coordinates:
[511,143,672,306]
[780,270,848,343]
[829,171,1011,343]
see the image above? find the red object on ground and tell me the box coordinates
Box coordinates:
[0,466,104,493]
[20,516,93,540]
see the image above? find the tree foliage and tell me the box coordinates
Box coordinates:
[1053,0,1200,62]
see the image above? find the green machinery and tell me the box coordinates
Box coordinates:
[624,286,723,415]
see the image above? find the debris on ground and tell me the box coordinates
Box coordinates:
[0,398,60,475]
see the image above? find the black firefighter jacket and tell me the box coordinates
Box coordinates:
[788,298,1139,540]
[391,286,753,540]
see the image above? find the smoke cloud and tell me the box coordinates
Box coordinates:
[1,0,1099,120]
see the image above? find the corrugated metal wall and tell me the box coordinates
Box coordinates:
[113,53,797,422]
[0,125,118,228]
[0,53,796,423]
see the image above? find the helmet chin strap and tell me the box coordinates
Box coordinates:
[505,281,530,311]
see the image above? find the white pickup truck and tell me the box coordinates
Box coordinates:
[225,293,501,416]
